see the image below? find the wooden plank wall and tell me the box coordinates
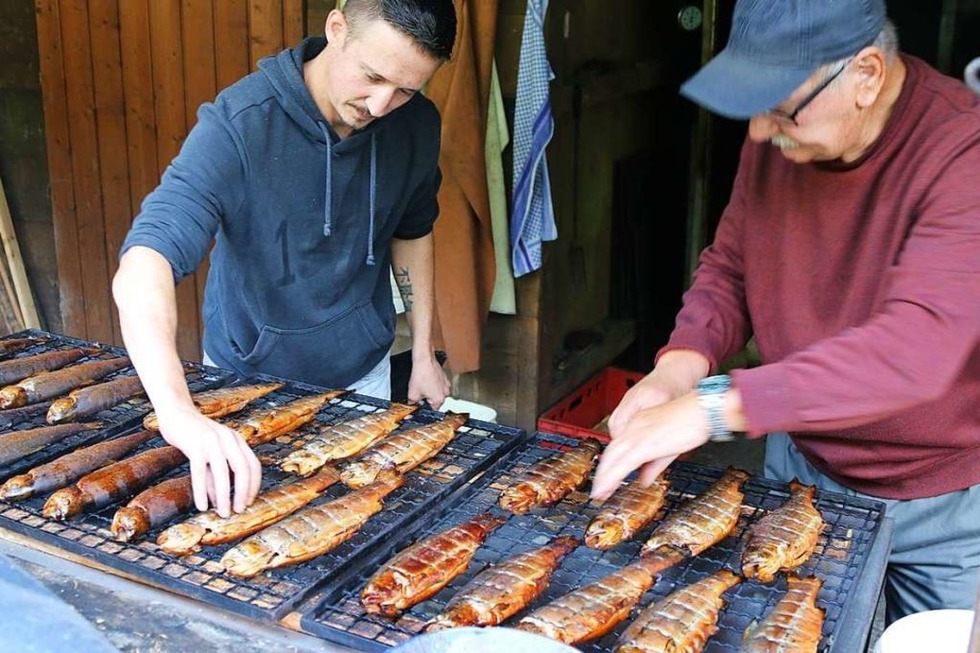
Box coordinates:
[34,0,304,361]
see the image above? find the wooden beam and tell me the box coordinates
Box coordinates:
[0,176,40,329]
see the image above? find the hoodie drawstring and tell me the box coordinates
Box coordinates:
[319,122,377,267]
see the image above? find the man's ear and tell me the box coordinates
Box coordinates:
[324,8,349,45]
[853,46,887,108]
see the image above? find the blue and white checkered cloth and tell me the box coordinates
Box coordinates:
[510,0,557,278]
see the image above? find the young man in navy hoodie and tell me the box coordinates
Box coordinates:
[113,0,456,518]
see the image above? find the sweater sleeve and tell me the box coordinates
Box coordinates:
[734,137,980,437]
[659,146,754,370]
[120,102,246,281]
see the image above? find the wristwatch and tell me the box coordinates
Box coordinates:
[696,375,736,442]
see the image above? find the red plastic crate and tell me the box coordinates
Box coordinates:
[537,367,645,442]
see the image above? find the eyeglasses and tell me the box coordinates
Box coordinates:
[768,59,851,126]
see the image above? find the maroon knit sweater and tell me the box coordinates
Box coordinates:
[662,55,980,499]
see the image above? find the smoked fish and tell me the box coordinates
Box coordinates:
[111,475,194,542]
[641,467,749,557]
[0,401,53,430]
[157,467,342,555]
[43,445,187,519]
[741,481,824,583]
[221,470,404,578]
[47,374,145,424]
[0,421,102,467]
[340,413,467,489]
[0,347,98,386]
[740,576,824,653]
[585,476,670,550]
[233,390,345,446]
[361,513,507,617]
[142,382,285,429]
[0,430,156,500]
[279,403,418,476]
[614,569,742,653]
[0,338,40,358]
[0,356,131,409]
[499,438,602,515]
[424,536,579,631]
[514,545,687,645]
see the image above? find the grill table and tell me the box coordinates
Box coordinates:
[297,432,891,653]
[0,375,526,622]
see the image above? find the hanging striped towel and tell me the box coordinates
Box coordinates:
[510,0,557,277]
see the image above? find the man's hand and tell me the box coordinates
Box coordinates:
[591,392,710,501]
[157,407,262,518]
[408,351,450,408]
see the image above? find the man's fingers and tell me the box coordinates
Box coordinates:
[208,444,232,518]
[189,457,210,512]
[238,436,262,504]
[638,459,672,487]
[590,440,634,500]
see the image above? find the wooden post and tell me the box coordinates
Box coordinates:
[0,177,40,329]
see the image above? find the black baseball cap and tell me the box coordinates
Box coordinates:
[681,0,887,119]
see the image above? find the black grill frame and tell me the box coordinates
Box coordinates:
[0,373,527,621]
[298,432,886,652]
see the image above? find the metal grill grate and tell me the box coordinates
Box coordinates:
[0,375,527,621]
[299,432,886,652]
[0,329,231,479]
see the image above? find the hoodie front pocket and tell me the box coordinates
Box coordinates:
[241,303,393,387]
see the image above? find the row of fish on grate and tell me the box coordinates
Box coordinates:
[0,375,472,579]
[356,438,828,653]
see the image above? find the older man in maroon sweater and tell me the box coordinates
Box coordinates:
[591,0,980,626]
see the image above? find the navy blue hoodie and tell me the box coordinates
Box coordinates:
[121,37,442,387]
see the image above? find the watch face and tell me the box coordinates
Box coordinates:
[678,5,703,31]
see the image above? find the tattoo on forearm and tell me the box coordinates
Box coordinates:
[395,266,414,312]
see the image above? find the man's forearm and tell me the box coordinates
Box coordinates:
[391,235,437,358]
[112,246,194,414]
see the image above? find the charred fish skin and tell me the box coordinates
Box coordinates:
[142,382,286,430]
[0,401,53,430]
[47,374,146,424]
[641,467,750,558]
[340,413,467,489]
[0,347,100,386]
[614,569,742,653]
[424,535,580,631]
[279,403,418,476]
[0,337,41,358]
[586,477,670,550]
[110,474,194,542]
[360,512,507,617]
[0,421,102,467]
[514,544,687,645]
[221,471,404,578]
[741,481,825,583]
[499,438,603,515]
[156,467,341,556]
[42,445,187,520]
[0,356,131,409]
[740,576,825,653]
[0,430,156,500]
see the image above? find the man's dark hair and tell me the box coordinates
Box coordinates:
[344,0,457,61]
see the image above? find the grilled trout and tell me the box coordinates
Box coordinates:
[0,401,53,430]
[741,481,824,583]
[142,382,285,429]
[42,445,186,519]
[0,430,156,500]
[741,576,824,653]
[641,467,749,557]
[0,421,102,467]
[0,347,98,386]
[0,357,130,409]
[499,438,602,514]
[340,413,467,489]
[614,569,742,653]
[157,467,342,555]
[586,476,670,550]
[424,535,579,631]
[279,403,418,476]
[221,470,404,578]
[0,338,40,358]
[47,374,145,424]
[233,390,345,446]
[515,544,687,645]
[111,475,194,542]
[361,512,507,617]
